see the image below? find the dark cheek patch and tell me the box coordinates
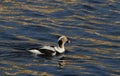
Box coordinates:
[58,40,62,48]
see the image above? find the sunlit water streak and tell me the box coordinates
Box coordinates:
[0,0,120,76]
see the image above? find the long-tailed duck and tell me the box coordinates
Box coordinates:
[28,36,70,56]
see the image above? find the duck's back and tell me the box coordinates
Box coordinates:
[28,46,56,56]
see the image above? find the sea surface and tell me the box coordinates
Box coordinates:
[0,0,120,76]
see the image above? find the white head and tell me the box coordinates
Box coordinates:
[58,36,70,48]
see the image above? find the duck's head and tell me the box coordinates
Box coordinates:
[58,36,70,48]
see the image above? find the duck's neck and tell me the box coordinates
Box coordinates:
[58,40,65,49]
[59,43,65,49]
[55,40,65,53]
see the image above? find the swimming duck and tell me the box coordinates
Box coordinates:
[28,36,70,56]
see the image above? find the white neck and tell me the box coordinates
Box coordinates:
[54,46,65,53]
[57,40,66,53]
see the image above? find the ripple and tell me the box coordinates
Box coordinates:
[0,0,120,76]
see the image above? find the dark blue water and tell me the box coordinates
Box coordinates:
[0,0,120,76]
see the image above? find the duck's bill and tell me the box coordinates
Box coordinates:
[67,40,70,43]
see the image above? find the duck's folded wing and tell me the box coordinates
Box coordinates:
[28,46,56,55]
[38,49,56,56]
[40,46,55,51]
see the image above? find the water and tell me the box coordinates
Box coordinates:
[0,0,120,76]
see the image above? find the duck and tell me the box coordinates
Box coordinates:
[28,36,70,56]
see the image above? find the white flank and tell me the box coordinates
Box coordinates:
[28,49,43,55]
